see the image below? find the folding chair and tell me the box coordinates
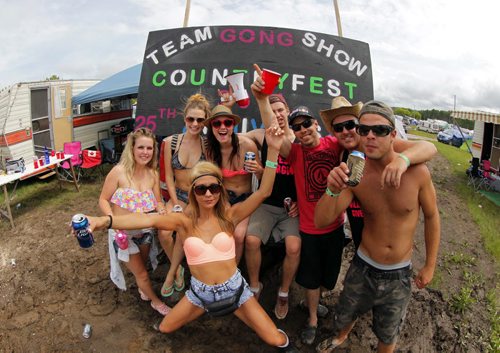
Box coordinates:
[480,160,495,191]
[59,141,82,182]
[80,149,103,180]
[467,158,482,191]
[99,138,118,164]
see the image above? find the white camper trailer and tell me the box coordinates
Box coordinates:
[451,111,500,172]
[0,79,99,165]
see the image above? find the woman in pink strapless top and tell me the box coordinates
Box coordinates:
[85,121,298,352]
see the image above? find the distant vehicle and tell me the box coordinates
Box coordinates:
[437,128,464,147]
[418,120,440,133]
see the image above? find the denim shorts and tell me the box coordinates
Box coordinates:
[185,270,253,310]
[227,190,251,205]
[175,187,189,204]
[333,253,413,344]
[112,229,155,253]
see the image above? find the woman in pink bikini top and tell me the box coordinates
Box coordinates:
[85,123,299,352]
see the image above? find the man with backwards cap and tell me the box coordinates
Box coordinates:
[319,97,437,249]
[315,101,440,353]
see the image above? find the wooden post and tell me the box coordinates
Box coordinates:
[333,0,343,37]
[183,0,191,27]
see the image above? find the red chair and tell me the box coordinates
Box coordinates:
[81,149,103,179]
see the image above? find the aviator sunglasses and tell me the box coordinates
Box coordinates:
[356,124,394,137]
[193,183,222,196]
[211,119,234,129]
[186,116,205,124]
[332,119,358,133]
[290,119,313,132]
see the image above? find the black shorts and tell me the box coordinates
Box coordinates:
[295,226,344,290]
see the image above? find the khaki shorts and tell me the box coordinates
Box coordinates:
[247,203,299,245]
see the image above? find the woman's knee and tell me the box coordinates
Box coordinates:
[245,235,261,250]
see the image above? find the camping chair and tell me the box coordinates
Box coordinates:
[80,149,103,180]
[467,158,482,191]
[99,138,118,164]
[480,160,495,191]
[59,141,82,183]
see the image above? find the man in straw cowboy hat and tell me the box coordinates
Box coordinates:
[319,96,436,249]
[314,100,440,353]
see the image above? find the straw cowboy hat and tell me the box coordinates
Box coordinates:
[320,97,363,135]
[204,105,242,126]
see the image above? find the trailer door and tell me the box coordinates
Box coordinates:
[30,88,53,156]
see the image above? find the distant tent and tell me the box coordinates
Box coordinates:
[72,64,141,105]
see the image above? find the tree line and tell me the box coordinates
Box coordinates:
[393,107,474,130]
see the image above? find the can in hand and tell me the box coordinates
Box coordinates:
[82,323,92,338]
[72,214,94,248]
[172,204,183,213]
[346,150,365,186]
[284,197,292,213]
[244,152,256,172]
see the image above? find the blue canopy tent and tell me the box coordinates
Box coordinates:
[72,64,141,105]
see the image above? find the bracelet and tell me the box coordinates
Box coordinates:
[107,215,113,229]
[325,187,341,197]
[398,153,410,167]
[265,160,278,169]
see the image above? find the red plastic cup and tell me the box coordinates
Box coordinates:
[51,149,55,157]
[34,159,39,169]
[261,69,282,94]
[39,158,44,166]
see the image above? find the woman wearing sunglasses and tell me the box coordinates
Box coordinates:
[204,104,262,263]
[81,124,299,353]
[159,93,211,298]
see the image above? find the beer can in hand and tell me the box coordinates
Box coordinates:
[72,214,94,248]
[284,197,292,213]
[244,152,256,172]
[346,151,365,186]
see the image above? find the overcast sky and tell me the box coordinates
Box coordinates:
[1,0,498,112]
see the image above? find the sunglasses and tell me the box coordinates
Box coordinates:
[186,116,205,124]
[290,119,313,132]
[356,124,394,137]
[332,120,358,133]
[211,119,234,129]
[193,183,222,196]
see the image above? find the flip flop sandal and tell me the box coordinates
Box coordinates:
[161,281,174,298]
[138,288,151,301]
[300,324,317,345]
[150,301,171,316]
[274,293,289,320]
[316,337,342,353]
[174,265,185,292]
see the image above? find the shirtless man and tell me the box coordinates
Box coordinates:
[314,100,440,353]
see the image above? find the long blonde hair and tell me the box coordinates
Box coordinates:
[183,93,211,120]
[119,128,158,182]
[187,161,234,234]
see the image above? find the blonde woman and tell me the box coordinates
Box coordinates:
[98,127,169,315]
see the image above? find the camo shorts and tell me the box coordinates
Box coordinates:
[333,254,413,344]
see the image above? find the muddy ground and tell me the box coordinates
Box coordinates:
[0,153,498,353]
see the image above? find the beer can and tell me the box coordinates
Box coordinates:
[82,323,92,338]
[346,151,365,186]
[244,152,256,172]
[72,214,94,249]
[284,197,292,213]
[172,204,183,213]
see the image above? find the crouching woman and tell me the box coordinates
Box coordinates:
[84,125,298,353]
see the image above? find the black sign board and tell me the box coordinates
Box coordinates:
[136,25,373,136]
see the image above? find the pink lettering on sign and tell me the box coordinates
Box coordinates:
[136,107,178,133]
[219,28,294,47]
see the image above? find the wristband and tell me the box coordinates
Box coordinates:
[398,153,410,167]
[265,160,278,169]
[107,215,113,229]
[325,187,340,197]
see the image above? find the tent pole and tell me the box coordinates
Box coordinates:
[333,0,343,37]
[183,0,191,27]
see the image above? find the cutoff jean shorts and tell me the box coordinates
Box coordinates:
[185,269,253,310]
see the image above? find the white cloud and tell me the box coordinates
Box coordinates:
[0,0,498,112]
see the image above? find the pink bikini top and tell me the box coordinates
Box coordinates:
[222,168,249,178]
[183,232,235,265]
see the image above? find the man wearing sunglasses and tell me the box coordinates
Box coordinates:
[320,97,437,250]
[315,100,440,353]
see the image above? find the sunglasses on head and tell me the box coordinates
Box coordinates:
[211,119,234,129]
[356,124,394,137]
[186,116,205,124]
[332,120,358,133]
[290,119,313,132]
[193,183,222,196]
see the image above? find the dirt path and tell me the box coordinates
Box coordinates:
[0,153,497,352]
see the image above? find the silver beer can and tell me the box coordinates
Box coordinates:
[82,323,92,339]
[346,151,365,186]
[284,197,292,213]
